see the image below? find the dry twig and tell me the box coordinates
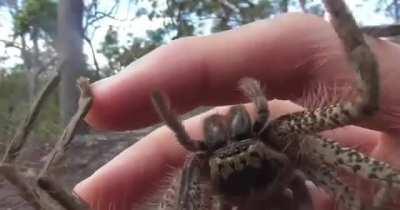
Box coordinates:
[0,68,62,210]
[37,77,92,210]
[1,71,60,164]
[361,24,400,37]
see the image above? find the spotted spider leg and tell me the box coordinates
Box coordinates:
[253,0,391,209]
[299,134,400,209]
[266,0,379,140]
[177,155,213,210]
[242,74,399,210]
[157,155,214,210]
[300,135,400,189]
[302,162,362,210]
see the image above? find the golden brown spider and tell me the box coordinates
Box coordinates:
[152,78,313,210]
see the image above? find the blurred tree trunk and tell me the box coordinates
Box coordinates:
[395,0,400,22]
[279,0,289,13]
[57,0,87,125]
[29,27,41,99]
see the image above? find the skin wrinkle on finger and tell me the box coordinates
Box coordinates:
[75,100,381,210]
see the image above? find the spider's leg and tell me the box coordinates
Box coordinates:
[300,135,400,191]
[265,0,379,139]
[214,198,234,210]
[159,172,181,210]
[303,162,362,210]
[256,143,294,197]
[289,170,314,210]
[238,78,269,133]
[371,187,393,210]
[177,154,212,210]
[234,190,299,210]
[152,91,206,151]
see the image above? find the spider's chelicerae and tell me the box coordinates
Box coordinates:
[150,1,400,210]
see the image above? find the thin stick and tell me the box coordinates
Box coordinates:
[38,175,89,210]
[2,71,60,164]
[37,77,92,210]
[39,77,92,175]
[0,164,45,210]
[361,24,400,37]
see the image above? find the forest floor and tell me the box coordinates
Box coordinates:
[0,127,152,210]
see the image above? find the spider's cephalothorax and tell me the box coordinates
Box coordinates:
[198,93,290,198]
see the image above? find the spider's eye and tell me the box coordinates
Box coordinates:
[228,106,252,140]
[203,114,228,150]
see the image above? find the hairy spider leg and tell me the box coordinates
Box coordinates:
[151,91,206,151]
[265,0,379,140]
[238,78,270,133]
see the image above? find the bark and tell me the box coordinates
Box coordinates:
[57,0,87,125]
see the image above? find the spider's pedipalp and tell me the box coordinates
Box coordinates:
[151,91,205,151]
[203,114,229,151]
[227,105,252,140]
[239,77,269,133]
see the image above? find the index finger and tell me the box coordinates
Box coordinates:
[86,13,348,131]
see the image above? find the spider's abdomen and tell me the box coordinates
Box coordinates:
[209,140,282,197]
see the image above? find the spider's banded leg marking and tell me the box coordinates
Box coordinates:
[300,134,400,189]
[177,154,212,210]
[151,91,206,151]
[302,163,362,210]
[238,78,269,133]
[266,0,379,139]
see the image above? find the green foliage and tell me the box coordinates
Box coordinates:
[98,0,293,72]
[98,26,162,74]
[376,0,400,22]
[0,69,62,142]
[14,0,57,38]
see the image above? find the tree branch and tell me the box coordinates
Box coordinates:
[1,68,61,164]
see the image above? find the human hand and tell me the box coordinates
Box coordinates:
[74,13,400,210]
